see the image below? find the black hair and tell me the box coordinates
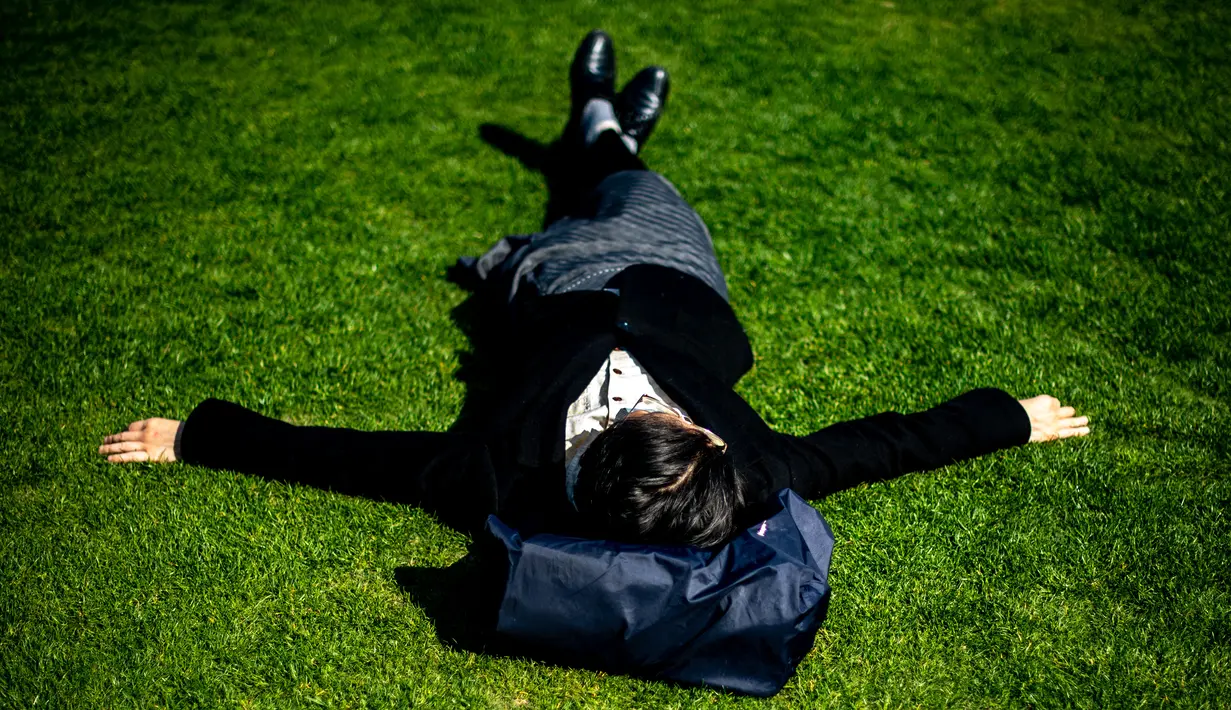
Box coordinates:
[573,413,749,548]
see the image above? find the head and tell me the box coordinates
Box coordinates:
[572,410,750,548]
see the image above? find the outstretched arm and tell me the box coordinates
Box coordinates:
[774,388,1090,500]
[98,399,501,532]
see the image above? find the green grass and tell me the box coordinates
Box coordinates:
[2,0,1228,706]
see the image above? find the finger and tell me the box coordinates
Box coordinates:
[1058,426,1091,438]
[1057,406,1076,418]
[108,451,150,463]
[1059,416,1089,428]
[102,431,144,445]
[127,420,148,432]
[99,441,147,455]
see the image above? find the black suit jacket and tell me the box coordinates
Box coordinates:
[180,265,1030,537]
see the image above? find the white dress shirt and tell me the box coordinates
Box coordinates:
[561,348,690,506]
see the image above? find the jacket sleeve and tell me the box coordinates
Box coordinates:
[177,398,501,532]
[773,388,1031,499]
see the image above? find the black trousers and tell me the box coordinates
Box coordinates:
[576,130,647,189]
[550,129,648,224]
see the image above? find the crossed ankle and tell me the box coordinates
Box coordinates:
[582,99,639,154]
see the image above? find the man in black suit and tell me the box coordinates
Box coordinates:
[98,31,1090,547]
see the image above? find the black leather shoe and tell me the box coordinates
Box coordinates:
[616,66,670,147]
[570,30,616,123]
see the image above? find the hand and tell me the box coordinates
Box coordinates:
[1017,395,1090,443]
[99,418,182,463]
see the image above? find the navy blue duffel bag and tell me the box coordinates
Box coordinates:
[484,488,834,696]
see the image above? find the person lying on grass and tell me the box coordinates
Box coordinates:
[98,30,1089,548]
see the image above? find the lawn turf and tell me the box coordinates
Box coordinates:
[2,0,1229,706]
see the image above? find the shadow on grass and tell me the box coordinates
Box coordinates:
[394,553,510,655]
[443,122,579,433]
[398,122,572,651]
[476,123,586,230]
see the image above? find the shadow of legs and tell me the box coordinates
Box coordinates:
[444,122,587,433]
[404,123,595,644]
[478,123,587,229]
